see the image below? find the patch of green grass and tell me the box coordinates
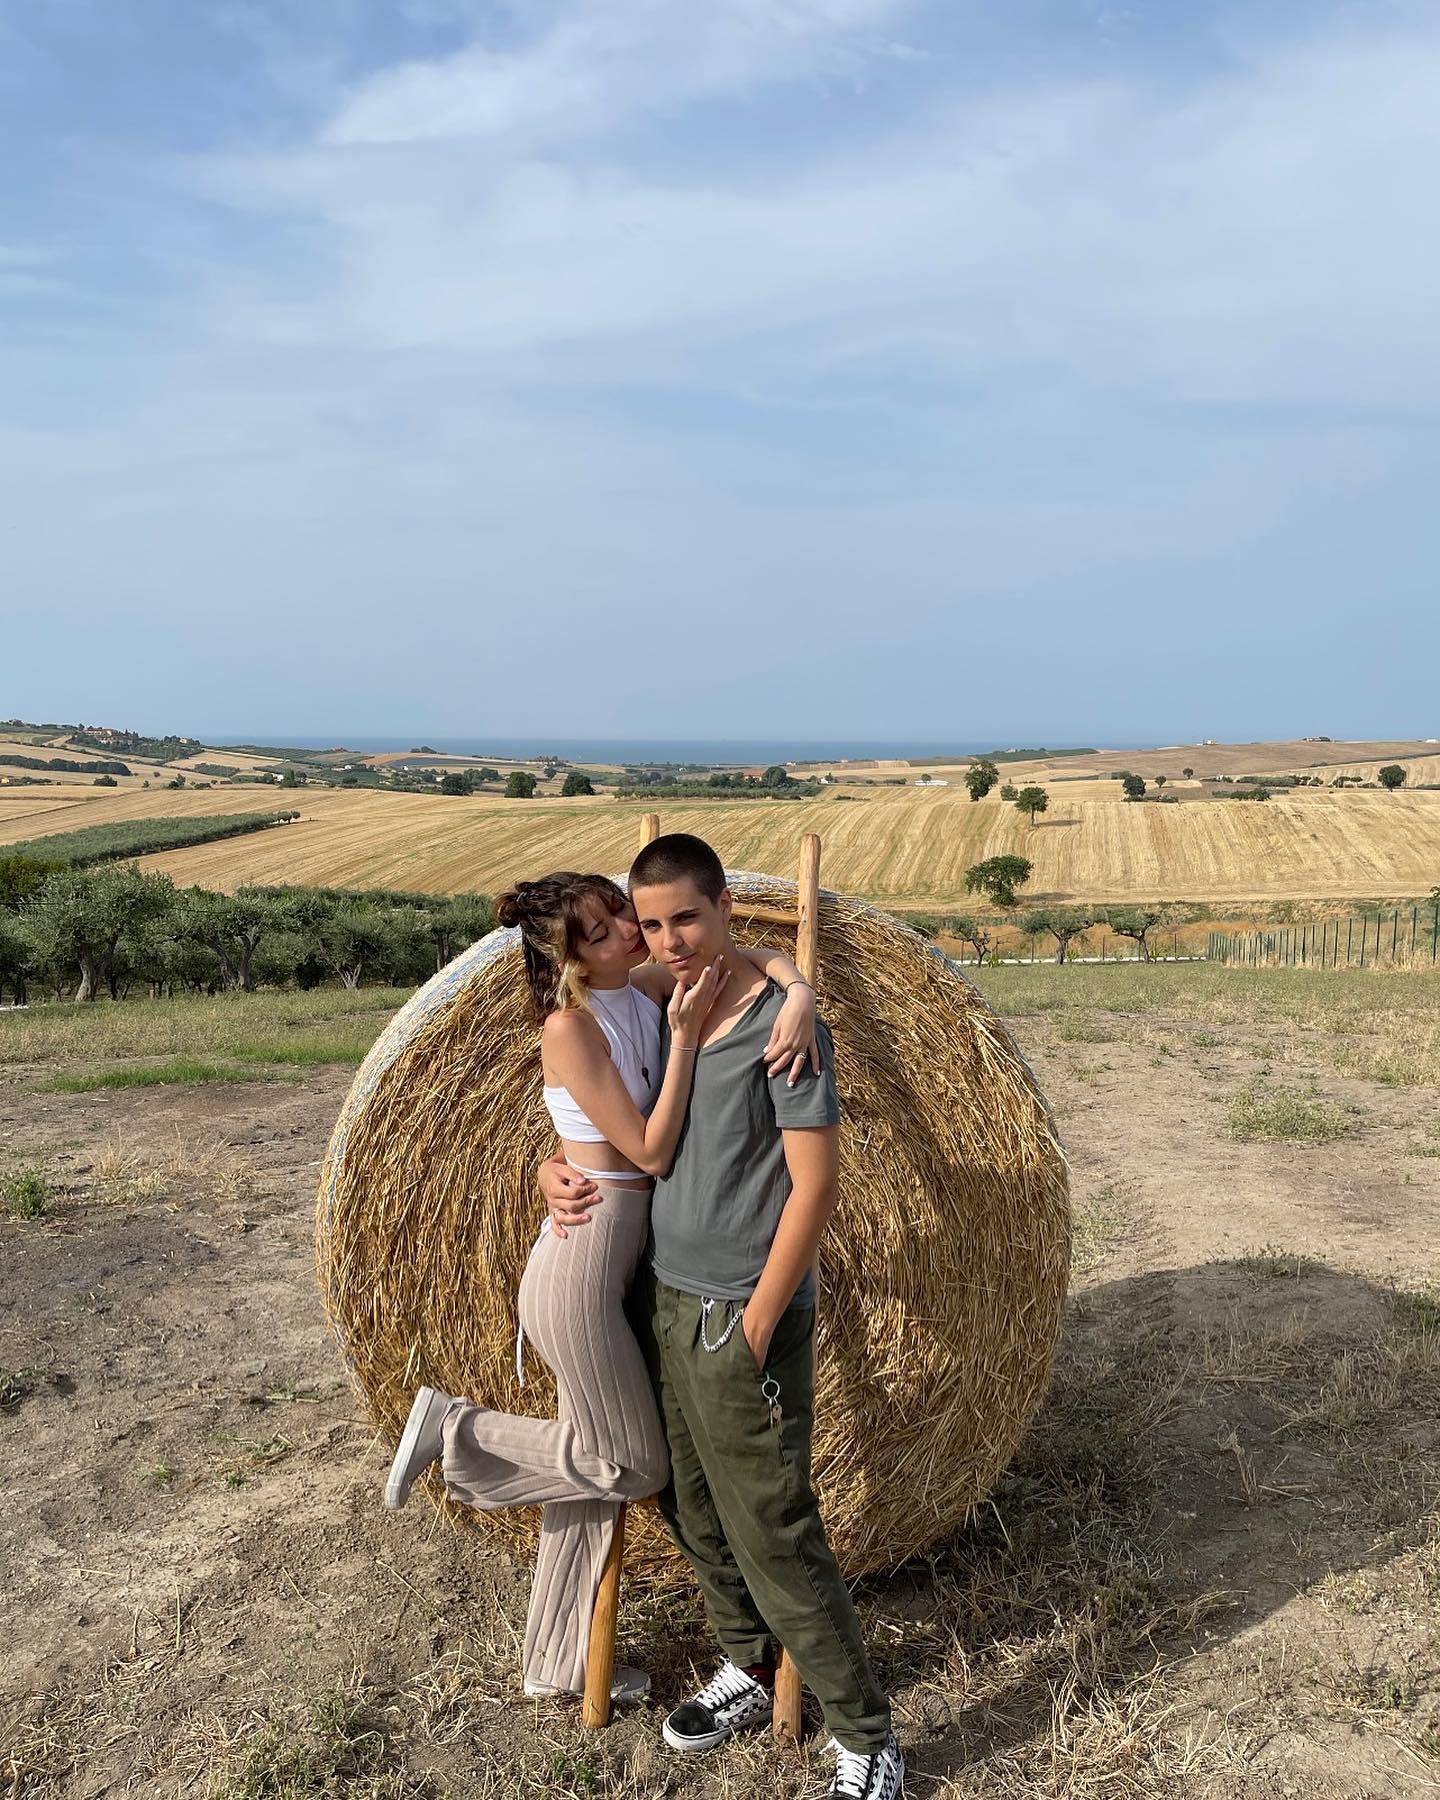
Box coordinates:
[1392,1288,1440,1333]
[38,1059,300,1093]
[144,1463,177,1489]
[230,1037,367,1068]
[0,986,410,1069]
[1055,1016,1118,1044]
[1,1368,39,1410]
[1192,1031,1222,1049]
[2,1166,50,1218]
[1234,1244,1324,1280]
[1228,1085,1353,1143]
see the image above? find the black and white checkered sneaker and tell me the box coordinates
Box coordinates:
[661,1659,773,1752]
[826,1733,905,1800]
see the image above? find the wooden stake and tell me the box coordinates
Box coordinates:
[795,832,821,984]
[583,809,662,1730]
[773,832,822,1744]
[581,1504,627,1728]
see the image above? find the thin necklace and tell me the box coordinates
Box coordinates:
[595,983,651,1085]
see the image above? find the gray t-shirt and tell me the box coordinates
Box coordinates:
[649,979,840,1308]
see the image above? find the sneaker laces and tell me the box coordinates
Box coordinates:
[827,1739,875,1799]
[693,1660,758,1712]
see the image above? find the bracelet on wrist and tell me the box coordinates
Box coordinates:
[783,978,813,993]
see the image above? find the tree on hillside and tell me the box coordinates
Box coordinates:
[1122,774,1147,801]
[1378,764,1407,791]
[762,764,792,788]
[1015,785,1049,828]
[423,894,496,971]
[1099,905,1166,962]
[1182,767,1194,779]
[505,771,537,799]
[23,865,175,1001]
[964,759,1000,803]
[440,771,475,796]
[964,854,1033,909]
[0,853,64,914]
[1021,907,1094,965]
[183,888,287,992]
[947,914,994,966]
[999,783,1018,802]
[1154,775,1166,792]
[562,771,595,796]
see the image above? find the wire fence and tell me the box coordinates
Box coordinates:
[1208,907,1440,970]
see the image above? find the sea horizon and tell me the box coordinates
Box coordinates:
[206,733,1113,765]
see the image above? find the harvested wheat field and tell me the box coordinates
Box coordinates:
[126,786,1440,906]
[3,965,1438,1797]
[5,752,1440,906]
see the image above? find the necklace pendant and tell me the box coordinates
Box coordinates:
[642,1065,651,1083]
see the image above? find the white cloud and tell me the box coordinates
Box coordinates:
[322,0,915,148]
[178,13,1440,422]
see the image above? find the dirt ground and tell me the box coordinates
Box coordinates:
[2,987,1438,1798]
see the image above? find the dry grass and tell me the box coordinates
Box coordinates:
[90,1129,257,1208]
[0,987,410,1069]
[5,770,1440,905]
[974,964,1440,1090]
[318,878,1071,1583]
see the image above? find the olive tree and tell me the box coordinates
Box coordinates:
[1099,905,1166,962]
[1014,785,1049,828]
[1021,907,1094,965]
[946,914,994,965]
[23,865,176,1001]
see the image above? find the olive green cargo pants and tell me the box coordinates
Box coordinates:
[630,1271,891,1752]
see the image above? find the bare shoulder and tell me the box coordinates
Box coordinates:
[542,1009,601,1052]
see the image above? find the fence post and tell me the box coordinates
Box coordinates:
[1410,906,1417,958]
[1347,918,1353,966]
[1392,909,1399,959]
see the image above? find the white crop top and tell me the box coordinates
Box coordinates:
[542,982,663,1141]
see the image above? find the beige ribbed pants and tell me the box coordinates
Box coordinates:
[439,1183,669,1692]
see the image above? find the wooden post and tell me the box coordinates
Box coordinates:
[581,809,663,1731]
[581,1504,627,1728]
[773,832,822,1746]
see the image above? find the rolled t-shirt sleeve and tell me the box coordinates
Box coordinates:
[769,1016,841,1129]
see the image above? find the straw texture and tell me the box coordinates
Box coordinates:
[317,872,1070,1582]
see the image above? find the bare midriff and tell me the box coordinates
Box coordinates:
[559,1136,653,1186]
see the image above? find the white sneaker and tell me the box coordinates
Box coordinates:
[524,1665,651,1703]
[661,1659,773,1753]
[827,1734,904,1800]
[383,1386,456,1509]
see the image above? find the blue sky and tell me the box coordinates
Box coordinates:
[4,0,1438,746]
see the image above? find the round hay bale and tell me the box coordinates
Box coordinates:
[317,872,1069,1581]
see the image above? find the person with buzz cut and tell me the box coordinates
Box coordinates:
[541,832,903,1800]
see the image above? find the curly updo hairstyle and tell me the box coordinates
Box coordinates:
[494,871,632,1022]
